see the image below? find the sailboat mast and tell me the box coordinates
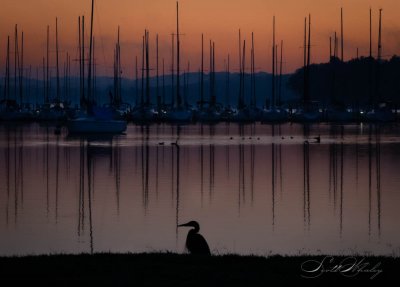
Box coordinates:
[369,8,372,58]
[64,56,67,101]
[201,33,204,108]
[2,41,5,99]
[185,61,190,106]
[253,35,256,108]
[117,26,121,104]
[303,18,306,106]
[56,18,60,103]
[171,33,174,106]
[306,14,311,105]
[226,54,230,106]
[146,30,150,107]
[78,17,82,104]
[239,29,243,108]
[377,9,383,104]
[209,40,212,104]
[272,16,275,108]
[212,42,215,105]
[227,54,231,104]
[4,36,10,100]
[135,56,138,106]
[47,30,51,103]
[141,35,144,106]
[134,56,137,105]
[303,18,306,67]
[162,58,165,106]
[27,66,31,103]
[36,67,39,106]
[7,36,10,100]
[334,32,337,58]
[183,66,186,104]
[176,1,181,107]
[42,57,45,103]
[113,41,116,103]
[156,33,160,108]
[93,37,96,101]
[378,9,382,61]
[275,43,278,105]
[251,32,255,107]
[68,53,71,101]
[250,35,253,107]
[15,24,18,102]
[20,31,24,105]
[279,40,283,106]
[242,40,246,107]
[341,8,344,62]
[65,52,69,101]
[87,0,94,103]
[307,15,311,70]
[82,16,85,104]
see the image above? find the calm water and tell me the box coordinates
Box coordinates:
[1,122,400,256]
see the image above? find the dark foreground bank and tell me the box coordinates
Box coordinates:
[0,253,398,286]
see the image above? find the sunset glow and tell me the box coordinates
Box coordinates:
[1,0,400,78]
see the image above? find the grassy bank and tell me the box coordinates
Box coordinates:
[0,253,397,286]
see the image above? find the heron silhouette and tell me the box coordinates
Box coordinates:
[178,221,211,255]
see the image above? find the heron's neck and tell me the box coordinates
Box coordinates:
[191,226,199,233]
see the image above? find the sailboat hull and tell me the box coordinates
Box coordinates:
[67,118,127,134]
[326,109,354,122]
[292,109,322,122]
[365,110,395,122]
[261,109,288,122]
[165,109,192,122]
[0,110,33,121]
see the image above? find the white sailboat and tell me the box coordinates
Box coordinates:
[131,29,158,123]
[261,17,288,123]
[326,106,354,122]
[37,102,67,121]
[165,2,192,123]
[68,116,127,133]
[365,104,395,122]
[261,107,288,122]
[37,19,67,122]
[1,29,35,121]
[365,10,395,123]
[291,15,322,122]
[292,106,322,122]
[68,0,127,134]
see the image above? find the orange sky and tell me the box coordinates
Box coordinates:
[1,0,400,78]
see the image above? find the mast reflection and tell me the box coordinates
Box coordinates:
[238,124,245,212]
[272,124,276,228]
[303,125,310,230]
[209,125,215,203]
[74,134,117,254]
[0,122,396,256]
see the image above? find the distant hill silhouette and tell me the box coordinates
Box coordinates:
[1,72,297,108]
[4,57,400,109]
[287,56,400,108]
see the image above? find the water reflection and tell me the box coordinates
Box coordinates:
[3,124,25,226]
[368,124,382,238]
[0,122,399,256]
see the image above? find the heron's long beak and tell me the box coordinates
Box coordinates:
[177,223,189,227]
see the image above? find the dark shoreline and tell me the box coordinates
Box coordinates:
[0,253,398,286]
